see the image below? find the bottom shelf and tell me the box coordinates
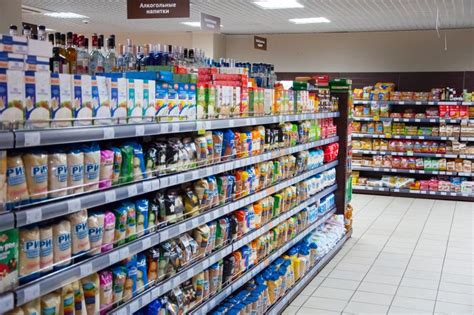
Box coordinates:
[266,229,352,315]
[353,186,474,201]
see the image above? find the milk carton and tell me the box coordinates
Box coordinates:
[0,70,24,126]
[25,71,50,128]
[73,74,93,126]
[92,76,111,125]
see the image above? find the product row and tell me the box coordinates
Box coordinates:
[2,148,338,291]
[352,138,474,155]
[353,121,463,137]
[2,168,337,314]
[354,103,473,119]
[353,174,474,194]
[353,82,474,102]
[353,155,474,174]
[2,119,337,208]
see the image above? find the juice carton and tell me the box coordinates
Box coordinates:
[196,83,206,119]
[177,83,188,121]
[93,76,111,125]
[73,74,93,126]
[51,73,73,127]
[143,80,156,121]
[25,71,51,128]
[167,86,179,121]
[155,82,169,120]
[0,70,24,125]
[129,79,143,123]
[108,77,127,124]
[188,84,196,120]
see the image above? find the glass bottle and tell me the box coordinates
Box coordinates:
[123,39,137,71]
[116,44,125,72]
[105,36,118,73]
[66,32,77,74]
[22,25,31,39]
[76,36,90,74]
[50,47,63,73]
[89,34,105,74]
[9,25,18,36]
[38,25,46,41]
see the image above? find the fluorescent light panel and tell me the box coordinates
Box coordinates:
[181,21,201,27]
[253,0,303,9]
[44,12,88,18]
[289,17,330,24]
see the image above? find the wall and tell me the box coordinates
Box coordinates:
[0,0,22,34]
[225,29,474,72]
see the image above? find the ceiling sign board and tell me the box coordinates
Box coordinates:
[201,13,221,32]
[254,36,267,51]
[127,0,190,19]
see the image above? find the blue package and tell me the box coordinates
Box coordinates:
[135,199,149,237]
[129,142,147,180]
[136,253,148,293]
[125,255,138,298]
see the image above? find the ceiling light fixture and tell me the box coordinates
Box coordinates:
[289,17,330,24]
[181,21,201,27]
[253,0,303,10]
[44,12,88,18]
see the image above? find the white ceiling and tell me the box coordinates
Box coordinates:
[22,0,474,35]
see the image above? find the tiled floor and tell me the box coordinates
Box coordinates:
[283,194,474,315]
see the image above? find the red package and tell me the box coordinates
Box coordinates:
[439,105,448,118]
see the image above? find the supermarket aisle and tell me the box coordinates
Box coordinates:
[283,194,474,315]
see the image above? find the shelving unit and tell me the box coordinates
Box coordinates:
[352,97,474,201]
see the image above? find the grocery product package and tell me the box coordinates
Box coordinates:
[0,228,18,293]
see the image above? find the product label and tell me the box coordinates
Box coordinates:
[70,163,84,182]
[74,222,89,240]
[6,165,26,186]
[54,164,68,183]
[57,232,71,251]
[85,162,99,181]
[31,164,48,184]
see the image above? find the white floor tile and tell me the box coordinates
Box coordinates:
[297,307,341,315]
[344,301,390,314]
[435,301,474,314]
[329,269,366,281]
[321,278,361,291]
[351,291,393,306]
[290,294,310,307]
[364,273,402,285]
[399,277,440,290]
[391,296,435,312]
[437,290,474,306]
[358,281,398,295]
[302,296,348,312]
[439,281,474,295]
[396,286,437,300]
[312,286,354,301]
[282,305,300,315]
[388,306,433,315]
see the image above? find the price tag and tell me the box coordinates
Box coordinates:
[135,125,145,136]
[23,284,40,300]
[24,132,41,147]
[161,229,169,240]
[26,208,42,224]
[108,251,119,264]
[142,181,152,193]
[119,247,129,260]
[80,263,93,276]
[228,120,234,128]
[0,294,13,312]
[440,192,447,196]
[67,199,81,213]
[406,151,414,156]
[152,179,160,190]
[127,185,138,196]
[172,123,179,133]
[172,277,180,287]
[105,190,116,203]
[178,224,186,234]
[103,127,115,139]
[142,237,152,250]
[177,173,185,183]
[168,176,176,186]
[142,292,152,306]
[399,101,405,105]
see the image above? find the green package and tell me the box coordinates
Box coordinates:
[124,202,137,243]
[0,228,18,292]
[120,144,134,184]
[273,194,282,218]
[114,206,128,246]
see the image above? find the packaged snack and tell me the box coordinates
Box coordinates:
[114,205,127,246]
[87,212,104,255]
[101,211,115,252]
[60,283,75,315]
[130,142,146,181]
[124,202,137,242]
[112,266,127,304]
[124,256,137,301]
[136,253,148,293]
[41,292,61,315]
[23,151,48,202]
[48,151,68,198]
[212,131,224,162]
[72,280,86,315]
[110,147,122,185]
[99,270,113,311]
[135,199,149,237]
[19,226,40,282]
[81,273,100,315]
[222,129,235,161]
[68,209,90,256]
[21,298,40,315]
[67,148,84,194]
[99,150,114,189]
[83,143,101,192]
[0,228,18,293]
[119,144,134,183]
[39,225,53,273]
[53,220,72,268]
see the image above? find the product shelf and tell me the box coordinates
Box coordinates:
[7,137,338,231]
[352,185,390,193]
[109,194,338,315]
[460,137,474,142]
[10,112,339,148]
[352,149,458,158]
[266,229,352,315]
[352,133,456,141]
[353,186,474,200]
[187,208,338,315]
[353,117,466,123]
[353,100,469,106]
[10,163,339,309]
[352,166,458,176]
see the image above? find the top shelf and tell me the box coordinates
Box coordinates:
[354,100,474,106]
[0,112,340,149]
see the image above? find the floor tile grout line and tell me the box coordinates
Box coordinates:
[432,200,457,313]
[385,199,439,314]
[337,197,415,314]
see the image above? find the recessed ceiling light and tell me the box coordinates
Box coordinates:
[253,0,303,10]
[289,17,330,24]
[44,12,88,18]
[45,28,56,32]
[181,21,201,27]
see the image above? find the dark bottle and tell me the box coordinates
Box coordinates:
[50,47,63,73]
[9,24,18,36]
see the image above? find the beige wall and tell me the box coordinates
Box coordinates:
[225,29,474,72]
[0,0,22,35]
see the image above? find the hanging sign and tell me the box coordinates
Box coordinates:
[127,0,190,19]
[254,36,267,50]
[200,13,221,32]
